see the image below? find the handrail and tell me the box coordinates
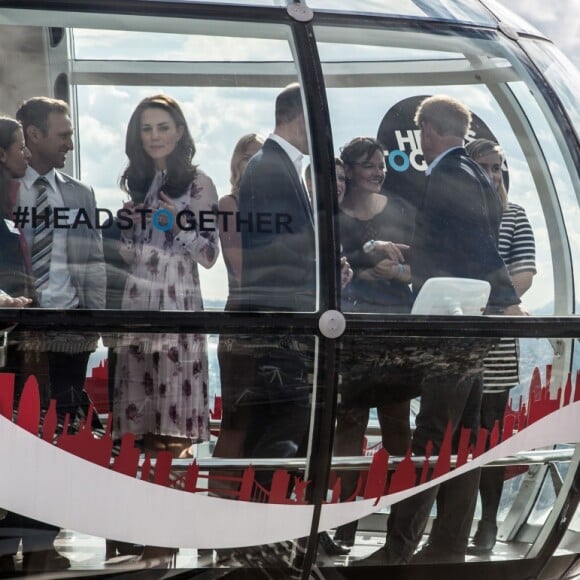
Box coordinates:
[133,447,575,471]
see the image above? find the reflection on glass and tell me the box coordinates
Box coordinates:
[520,39,580,133]
[0,329,317,570]
[318,27,555,316]
[307,0,496,25]
[72,29,293,61]
[327,337,576,566]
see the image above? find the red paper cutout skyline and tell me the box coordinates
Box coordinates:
[0,364,578,507]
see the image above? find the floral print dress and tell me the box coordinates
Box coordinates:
[113,169,219,442]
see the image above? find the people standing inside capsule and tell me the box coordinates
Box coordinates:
[0,116,57,575]
[355,95,524,567]
[465,138,536,555]
[236,84,314,496]
[210,133,263,500]
[13,98,105,572]
[0,117,34,308]
[332,137,416,552]
[219,133,264,300]
[16,97,106,427]
[304,156,347,206]
[113,94,219,563]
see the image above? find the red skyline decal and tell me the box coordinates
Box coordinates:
[1,364,578,506]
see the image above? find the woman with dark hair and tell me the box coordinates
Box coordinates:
[0,117,34,307]
[332,137,417,550]
[113,95,219,462]
[0,117,69,573]
[465,138,536,554]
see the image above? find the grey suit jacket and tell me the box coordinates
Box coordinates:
[55,171,106,310]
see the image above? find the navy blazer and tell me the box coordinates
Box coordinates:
[238,138,315,311]
[410,148,519,308]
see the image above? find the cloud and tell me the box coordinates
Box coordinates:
[495,0,579,66]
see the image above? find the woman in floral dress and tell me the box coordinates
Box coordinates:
[113,94,219,460]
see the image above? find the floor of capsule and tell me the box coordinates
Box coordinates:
[3,527,542,574]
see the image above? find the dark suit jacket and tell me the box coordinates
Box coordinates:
[410,147,519,308]
[0,217,35,301]
[238,138,315,311]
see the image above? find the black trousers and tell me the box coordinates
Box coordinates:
[48,351,92,422]
[242,340,313,492]
[478,389,511,523]
[386,369,484,559]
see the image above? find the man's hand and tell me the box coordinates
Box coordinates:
[503,304,529,316]
[0,293,32,308]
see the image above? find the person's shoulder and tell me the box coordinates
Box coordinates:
[444,150,485,182]
[256,138,285,162]
[435,150,472,177]
[219,193,238,212]
[192,168,218,191]
[193,167,213,187]
[506,201,526,214]
[56,171,93,193]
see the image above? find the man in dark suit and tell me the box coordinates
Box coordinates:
[355,95,524,566]
[239,83,315,313]
[236,83,314,487]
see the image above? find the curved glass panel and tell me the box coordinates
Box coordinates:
[0,2,578,577]
[321,336,578,567]
[519,39,580,135]
[307,0,497,26]
[313,18,580,570]
[314,25,557,317]
[0,8,321,576]
[72,30,293,61]
[0,14,321,313]
[479,0,546,37]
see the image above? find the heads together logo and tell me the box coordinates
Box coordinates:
[12,204,294,235]
[377,95,507,207]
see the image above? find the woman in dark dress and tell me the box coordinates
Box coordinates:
[0,117,69,573]
[0,117,34,307]
[333,137,417,549]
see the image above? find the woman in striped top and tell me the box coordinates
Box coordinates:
[466,138,536,554]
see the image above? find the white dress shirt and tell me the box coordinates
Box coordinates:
[425,146,462,176]
[20,166,79,309]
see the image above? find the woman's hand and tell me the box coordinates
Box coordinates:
[122,200,142,231]
[369,241,409,262]
[158,191,179,233]
[340,256,353,288]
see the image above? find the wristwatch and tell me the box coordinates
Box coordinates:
[363,240,376,253]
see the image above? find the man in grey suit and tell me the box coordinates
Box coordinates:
[16,97,105,420]
[9,97,105,571]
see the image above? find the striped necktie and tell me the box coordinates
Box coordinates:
[31,176,53,292]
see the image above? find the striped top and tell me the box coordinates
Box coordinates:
[498,202,536,277]
[483,202,536,393]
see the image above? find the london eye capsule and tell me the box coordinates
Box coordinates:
[0,0,578,577]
